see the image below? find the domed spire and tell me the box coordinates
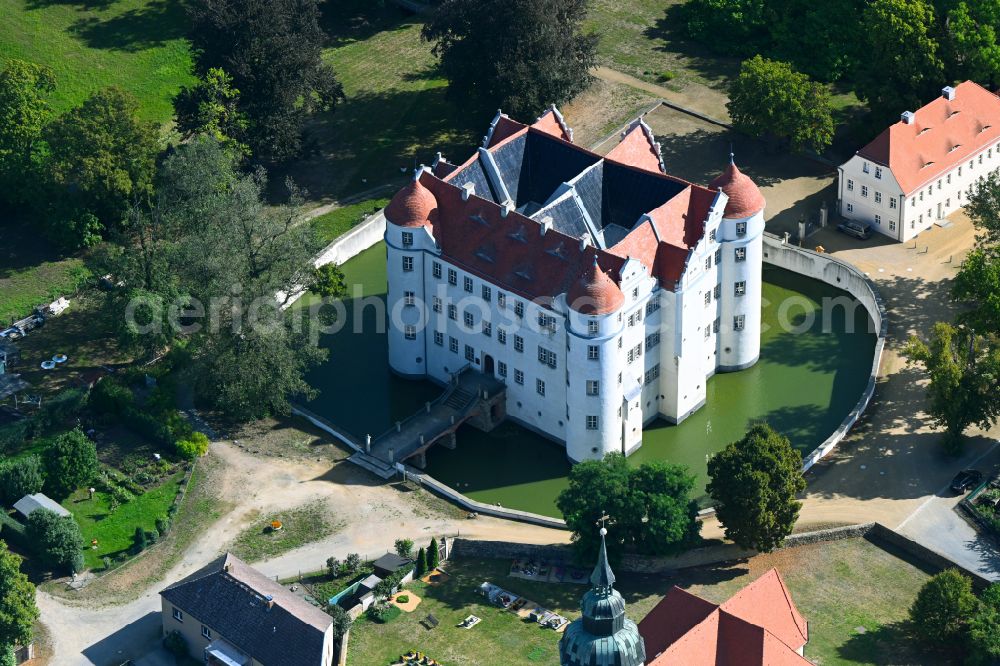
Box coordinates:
[709,154,765,219]
[567,255,624,316]
[386,170,439,228]
[559,525,646,666]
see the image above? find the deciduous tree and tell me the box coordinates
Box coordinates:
[42,429,98,501]
[706,422,806,552]
[903,322,1000,452]
[422,0,597,118]
[0,541,38,657]
[173,67,249,157]
[728,56,835,153]
[968,583,1000,664]
[0,59,55,205]
[186,0,344,162]
[556,453,700,563]
[0,456,44,506]
[25,509,85,574]
[909,569,978,643]
[942,1,1000,87]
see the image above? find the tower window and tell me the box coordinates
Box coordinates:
[735,247,746,262]
[514,335,524,352]
[464,311,474,328]
[405,325,416,340]
[736,222,747,235]
[586,415,599,430]
[734,315,745,331]
[448,268,457,285]
[588,320,599,336]
[401,231,413,247]
[515,369,524,385]
[587,345,600,360]
[404,291,415,306]
[402,256,414,272]
[433,262,442,278]
[536,379,545,396]
[448,304,457,320]
[449,337,459,353]
[498,329,507,344]
[464,276,473,293]
[586,380,600,396]
[434,331,443,346]
[482,285,492,302]
[734,281,746,296]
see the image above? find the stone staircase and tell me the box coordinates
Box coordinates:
[347,452,397,480]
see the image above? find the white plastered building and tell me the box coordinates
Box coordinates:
[838,81,1000,242]
[385,110,765,462]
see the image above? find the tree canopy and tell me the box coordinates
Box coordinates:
[0,541,38,654]
[706,422,806,552]
[0,456,44,506]
[968,583,1000,664]
[25,509,85,574]
[909,569,979,644]
[728,56,835,153]
[903,322,1000,451]
[173,67,249,158]
[556,453,700,563]
[0,59,55,206]
[43,429,98,501]
[186,0,344,162]
[422,0,597,118]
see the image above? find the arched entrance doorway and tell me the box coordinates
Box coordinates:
[483,354,495,376]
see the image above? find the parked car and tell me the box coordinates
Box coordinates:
[950,469,983,494]
[837,220,873,240]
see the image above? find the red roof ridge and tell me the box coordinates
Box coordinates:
[606,118,665,174]
[532,105,574,142]
[484,111,527,148]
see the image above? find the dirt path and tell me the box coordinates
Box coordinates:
[592,66,732,124]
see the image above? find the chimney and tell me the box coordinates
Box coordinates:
[540,216,553,235]
[942,85,957,101]
[579,235,591,251]
[265,594,274,611]
[500,203,512,218]
[461,182,475,201]
[901,111,916,124]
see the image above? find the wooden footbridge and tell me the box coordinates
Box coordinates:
[293,369,506,480]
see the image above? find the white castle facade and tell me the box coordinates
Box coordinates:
[385,110,765,462]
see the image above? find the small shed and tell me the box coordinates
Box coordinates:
[13,493,71,520]
[372,553,413,579]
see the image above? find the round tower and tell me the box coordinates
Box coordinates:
[559,528,646,666]
[565,255,625,463]
[710,156,765,372]
[385,171,438,378]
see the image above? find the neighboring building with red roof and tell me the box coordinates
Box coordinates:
[385,109,765,462]
[639,568,810,665]
[838,81,1000,242]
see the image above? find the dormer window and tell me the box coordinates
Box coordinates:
[513,265,533,281]
[948,144,961,153]
[469,213,490,226]
[508,225,528,243]
[546,241,568,259]
[918,127,932,135]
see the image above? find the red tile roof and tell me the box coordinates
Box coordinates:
[709,159,766,219]
[606,121,664,174]
[532,107,573,142]
[485,114,527,148]
[386,176,439,228]
[639,568,810,666]
[857,81,1000,195]
[567,255,626,314]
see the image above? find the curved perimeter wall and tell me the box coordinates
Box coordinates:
[761,232,888,472]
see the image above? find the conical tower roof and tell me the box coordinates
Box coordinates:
[567,255,624,316]
[559,528,646,666]
[386,171,439,228]
[709,154,765,219]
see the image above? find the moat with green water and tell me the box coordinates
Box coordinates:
[299,242,877,518]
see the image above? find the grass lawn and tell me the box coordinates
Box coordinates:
[230,501,344,563]
[348,538,942,666]
[0,0,194,124]
[64,470,183,570]
[310,197,390,245]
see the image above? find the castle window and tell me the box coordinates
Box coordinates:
[714,284,721,299]
[734,315,745,331]
[705,256,711,270]
[433,262,442,278]
[432,297,442,313]
[875,214,882,225]
[402,256,414,272]
[890,198,897,209]
[464,311,474,329]
[875,191,882,204]
[404,291,415,306]
[586,415,599,430]
[482,285,492,302]
[863,162,870,174]
[405,326,416,340]
[515,369,524,385]
[498,361,507,377]
[847,179,854,191]
[632,287,639,299]
[735,281,746,296]
[861,185,868,198]
[846,203,853,213]
[875,167,882,179]
[646,300,660,315]
[890,220,897,232]
[618,372,622,385]
[465,345,475,362]
[947,174,952,184]
[538,346,557,369]
[434,332,443,346]
[514,335,524,352]
[586,380,600,396]
[735,247,746,262]
[713,318,720,333]
[515,301,524,318]
[498,292,506,308]
[448,268,457,285]
[464,276,473,293]
[172,608,183,622]
[483,322,492,337]
[587,345,600,360]
[736,222,747,235]
[498,329,507,345]
[449,337,459,353]
[704,326,711,339]
[704,291,711,307]
[715,248,722,264]
[646,332,660,350]
[536,379,546,396]
[448,304,457,320]
[538,313,556,332]
[709,229,717,242]
[402,231,413,247]
[202,625,212,639]
[644,364,660,385]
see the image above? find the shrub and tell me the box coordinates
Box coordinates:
[910,569,978,643]
[122,408,173,448]
[25,509,84,573]
[326,556,340,578]
[0,455,45,505]
[396,594,409,604]
[155,517,171,536]
[145,529,159,545]
[366,603,400,623]
[0,510,27,550]
[132,526,147,554]
[43,429,98,501]
[394,538,413,559]
[175,432,210,460]
[344,552,361,574]
[163,630,187,656]
[89,378,134,415]
[328,603,352,639]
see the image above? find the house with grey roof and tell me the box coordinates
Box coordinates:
[160,553,336,666]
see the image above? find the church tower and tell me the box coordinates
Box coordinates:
[559,528,646,666]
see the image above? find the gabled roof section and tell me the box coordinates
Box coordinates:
[607,118,665,174]
[431,152,458,178]
[483,110,528,148]
[857,80,1000,194]
[161,553,331,665]
[639,568,811,666]
[532,105,574,143]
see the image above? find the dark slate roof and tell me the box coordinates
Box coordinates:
[161,553,331,666]
[448,155,499,203]
[534,195,591,240]
[372,553,412,573]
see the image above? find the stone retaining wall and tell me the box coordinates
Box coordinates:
[762,234,888,472]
